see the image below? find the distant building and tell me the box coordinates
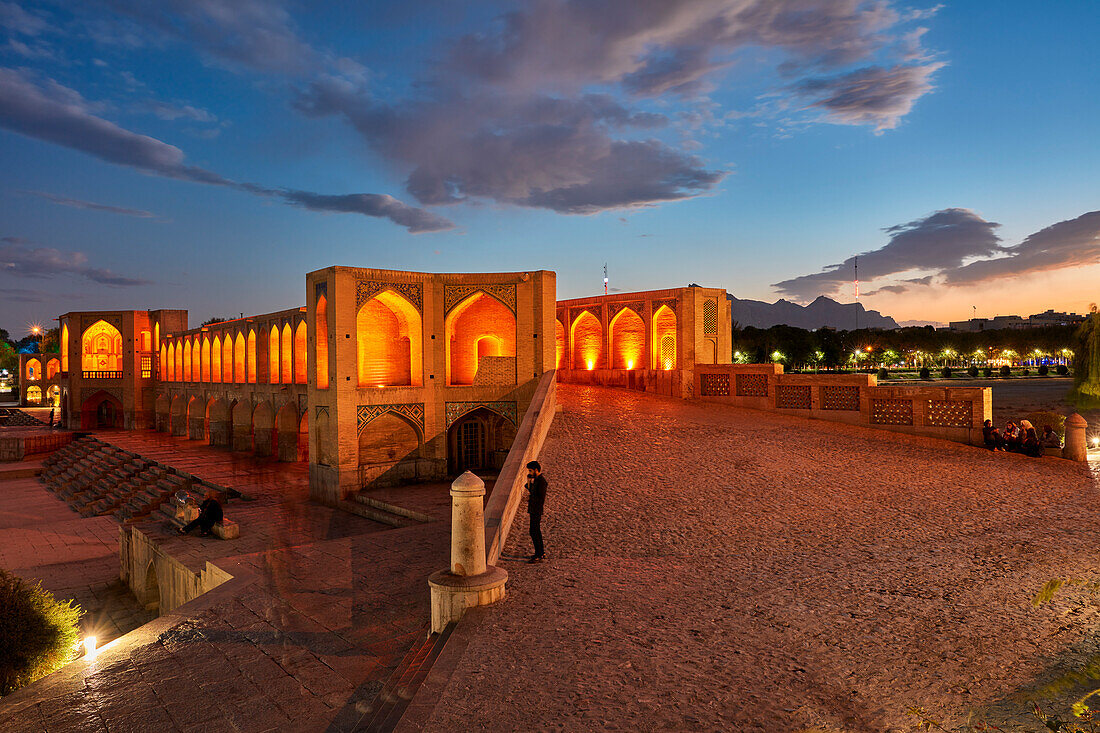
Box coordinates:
[1026,309,1086,328]
[946,310,1082,332]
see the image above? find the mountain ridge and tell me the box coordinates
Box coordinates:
[728,294,899,330]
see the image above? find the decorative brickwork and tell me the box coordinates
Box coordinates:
[703,299,718,335]
[652,298,678,315]
[443,284,516,314]
[871,398,913,425]
[735,373,768,397]
[821,386,861,411]
[571,304,600,322]
[925,400,972,428]
[609,301,645,321]
[472,356,517,386]
[445,401,517,428]
[356,281,423,313]
[699,373,730,396]
[81,387,123,404]
[775,385,811,409]
[357,403,424,436]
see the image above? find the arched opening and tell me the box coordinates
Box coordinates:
[170,394,186,435]
[173,341,182,382]
[358,412,421,487]
[26,358,40,381]
[610,308,644,370]
[80,390,124,429]
[222,335,233,383]
[201,337,211,381]
[141,330,151,352]
[269,326,280,384]
[555,320,564,370]
[446,292,515,386]
[191,337,200,381]
[159,344,167,380]
[154,322,159,351]
[294,322,306,384]
[211,336,222,383]
[315,295,329,389]
[234,332,246,383]
[206,398,231,447]
[186,396,204,440]
[275,403,299,461]
[46,358,59,379]
[356,291,422,388]
[231,399,253,452]
[48,385,60,408]
[60,323,69,372]
[476,335,502,360]
[281,325,292,384]
[252,401,276,457]
[246,330,257,384]
[81,320,123,374]
[297,412,309,462]
[570,310,603,371]
[144,562,160,614]
[447,407,517,474]
[182,340,192,382]
[26,385,42,404]
[653,305,677,370]
[155,393,170,432]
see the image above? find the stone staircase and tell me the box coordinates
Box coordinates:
[357,623,454,732]
[0,408,47,427]
[338,492,435,528]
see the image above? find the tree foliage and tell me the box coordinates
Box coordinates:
[0,569,82,696]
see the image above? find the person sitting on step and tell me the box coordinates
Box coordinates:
[177,490,223,537]
[1040,425,1062,449]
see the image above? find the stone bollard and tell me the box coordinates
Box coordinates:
[428,471,507,633]
[1064,413,1089,462]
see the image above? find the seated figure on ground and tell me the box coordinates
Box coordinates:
[178,490,223,537]
[1019,420,1043,458]
[1003,421,1021,452]
[1040,425,1062,449]
[982,419,1006,451]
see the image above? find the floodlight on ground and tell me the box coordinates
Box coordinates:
[84,636,97,660]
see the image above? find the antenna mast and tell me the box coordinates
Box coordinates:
[854,257,859,332]
[603,263,608,296]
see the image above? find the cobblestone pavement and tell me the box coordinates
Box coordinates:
[423,384,1100,733]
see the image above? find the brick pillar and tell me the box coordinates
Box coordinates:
[209,419,230,447]
[254,429,273,457]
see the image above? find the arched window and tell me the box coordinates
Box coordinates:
[211,336,222,383]
[159,343,167,380]
[269,325,280,384]
[446,292,513,385]
[60,324,69,372]
[182,341,192,382]
[358,292,422,387]
[191,337,200,380]
[26,385,41,403]
[201,337,211,382]
[653,305,676,370]
[81,319,123,373]
[247,330,257,384]
[555,320,564,370]
[609,308,644,370]
[141,330,152,352]
[570,310,602,371]
[222,334,233,382]
[234,332,246,383]
[315,295,329,389]
[294,322,306,384]
[26,358,40,381]
[46,359,60,379]
[173,340,182,380]
[154,322,159,351]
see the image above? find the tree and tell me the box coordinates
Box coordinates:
[0,569,83,695]
[200,317,230,327]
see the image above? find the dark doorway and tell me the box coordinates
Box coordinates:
[96,399,115,428]
[447,407,517,475]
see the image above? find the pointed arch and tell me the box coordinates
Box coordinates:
[570,310,603,371]
[46,358,60,379]
[653,305,677,370]
[159,343,167,380]
[609,308,644,370]
[154,322,159,351]
[184,340,193,382]
[445,291,514,385]
[191,337,201,381]
[555,319,564,370]
[358,412,421,474]
[60,323,69,372]
[25,358,41,381]
[357,290,423,387]
[269,325,280,384]
[294,321,306,384]
[211,335,222,383]
[246,329,257,384]
[234,332,246,383]
[81,319,123,373]
[167,342,175,381]
[222,333,233,382]
[173,340,182,381]
[201,336,211,381]
[315,295,329,389]
[281,324,292,384]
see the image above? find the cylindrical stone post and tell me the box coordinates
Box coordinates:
[1064,413,1088,462]
[428,470,507,633]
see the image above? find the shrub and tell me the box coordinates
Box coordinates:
[967,366,979,378]
[1023,368,1031,375]
[876,367,889,380]
[0,569,82,695]
[1056,364,1068,375]
[1000,365,1012,377]
[984,367,993,378]
[1025,410,1066,439]
[940,367,952,378]
[919,367,930,380]
[1038,365,1049,376]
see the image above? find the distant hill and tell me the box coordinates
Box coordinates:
[728,294,899,330]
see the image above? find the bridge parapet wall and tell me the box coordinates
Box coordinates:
[693,364,991,446]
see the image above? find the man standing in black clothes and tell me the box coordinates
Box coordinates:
[177,490,223,537]
[525,460,547,563]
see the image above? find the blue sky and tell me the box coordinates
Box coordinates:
[1,0,1097,332]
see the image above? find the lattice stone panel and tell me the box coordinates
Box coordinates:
[870,398,913,425]
[775,385,811,409]
[821,386,860,411]
[925,399,973,428]
[703,299,718,335]
[699,373,730,396]
[735,373,768,397]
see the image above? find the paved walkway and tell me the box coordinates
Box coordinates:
[421,384,1100,732]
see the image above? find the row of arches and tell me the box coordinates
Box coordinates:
[156,394,307,462]
[558,305,678,372]
[23,384,60,406]
[24,358,60,381]
[160,321,306,385]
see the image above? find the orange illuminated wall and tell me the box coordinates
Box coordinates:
[191,338,200,381]
[610,309,643,369]
[653,305,676,370]
[234,333,245,383]
[247,330,256,383]
[26,359,40,380]
[571,310,603,371]
[46,359,59,379]
[211,336,222,383]
[183,340,192,381]
[447,292,515,385]
[141,330,151,351]
[173,340,182,380]
[222,335,233,382]
[154,322,159,351]
[60,324,68,372]
[357,291,422,387]
[201,338,211,381]
[269,326,279,384]
[316,296,329,389]
[159,343,167,380]
[555,320,564,369]
[294,322,306,384]
[281,324,292,384]
[81,319,123,372]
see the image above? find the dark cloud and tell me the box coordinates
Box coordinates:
[0,68,452,233]
[794,62,944,131]
[0,236,152,286]
[21,190,159,219]
[280,191,455,234]
[772,208,1002,299]
[863,284,908,295]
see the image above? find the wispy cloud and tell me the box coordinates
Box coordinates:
[0,236,152,286]
[21,190,160,219]
[279,191,455,234]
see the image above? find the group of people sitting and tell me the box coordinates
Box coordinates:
[983,419,1062,457]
